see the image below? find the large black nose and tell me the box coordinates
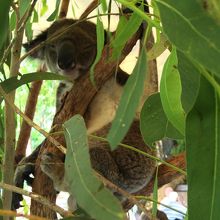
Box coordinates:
[57,41,75,70]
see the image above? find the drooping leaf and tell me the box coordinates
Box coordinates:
[160,48,185,135]
[19,0,31,18]
[140,93,183,146]
[0,0,12,49]
[108,49,147,149]
[63,115,125,220]
[0,72,68,93]
[10,11,16,31]
[47,0,61,21]
[111,10,143,59]
[25,18,33,41]
[33,9,39,23]
[100,0,107,13]
[40,0,48,16]
[177,51,200,113]
[90,14,105,85]
[156,0,220,77]
[186,76,220,220]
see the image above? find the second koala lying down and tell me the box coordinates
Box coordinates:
[13,18,156,210]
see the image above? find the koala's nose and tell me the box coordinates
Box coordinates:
[57,41,76,70]
[58,56,75,70]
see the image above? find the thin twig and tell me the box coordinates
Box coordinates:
[89,134,187,175]
[18,0,38,30]
[0,39,15,72]
[0,85,66,154]
[0,182,72,218]
[95,172,153,218]
[80,0,99,19]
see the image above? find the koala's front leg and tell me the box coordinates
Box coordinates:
[40,152,68,192]
[40,152,77,211]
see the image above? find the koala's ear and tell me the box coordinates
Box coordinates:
[23,30,47,60]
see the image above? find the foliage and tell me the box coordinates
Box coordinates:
[0,0,219,220]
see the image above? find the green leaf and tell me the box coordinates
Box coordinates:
[100,0,107,13]
[25,18,33,41]
[47,0,61,21]
[160,48,185,135]
[186,76,220,220]
[90,14,105,85]
[40,0,48,16]
[108,49,147,149]
[33,9,39,23]
[10,11,16,31]
[156,0,220,77]
[19,0,31,17]
[0,72,68,93]
[0,0,12,49]
[111,10,143,59]
[63,115,125,220]
[140,93,183,146]
[177,51,200,113]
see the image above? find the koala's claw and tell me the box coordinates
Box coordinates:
[12,162,35,210]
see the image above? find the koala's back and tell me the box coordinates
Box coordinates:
[89,120,156,195]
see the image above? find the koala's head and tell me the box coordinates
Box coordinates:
[24,19,97,80]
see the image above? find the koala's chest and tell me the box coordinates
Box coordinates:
[85,77,124,134]
[57,77,123,134]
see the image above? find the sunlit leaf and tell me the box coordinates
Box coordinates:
[90,14,105,85]
[0,72,68,93]
[160,48,185,135]
[111,10,143,59]
[186,76,220,220]
[63,115,125,220]
[47,0,61,21]
[108,49,147,149]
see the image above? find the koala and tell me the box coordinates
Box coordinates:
[13,18,156,210]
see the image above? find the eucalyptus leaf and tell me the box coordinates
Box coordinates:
[0,72,68,93]
[186,76,220,220]
[90,14,105,85]
[111,10,143,59]
[108,49,147,149]
[140,93,183,146]
[156,0,220,77]
[160,48,185,135]
[177,51,200,113]
[19,0,31,18]
[0,0,12,49]
[63,115,125,220]
[47,0,61,21]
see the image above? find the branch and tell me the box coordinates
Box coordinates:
[59,0,70,19]
[80,0,99,19]
[0,182,72,218]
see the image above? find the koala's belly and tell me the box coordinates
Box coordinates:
[85,77,123,134]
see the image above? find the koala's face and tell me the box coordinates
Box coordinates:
[24,19,97,80]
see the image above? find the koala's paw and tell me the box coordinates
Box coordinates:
[12,163,35,210]
[40,152,66,191]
